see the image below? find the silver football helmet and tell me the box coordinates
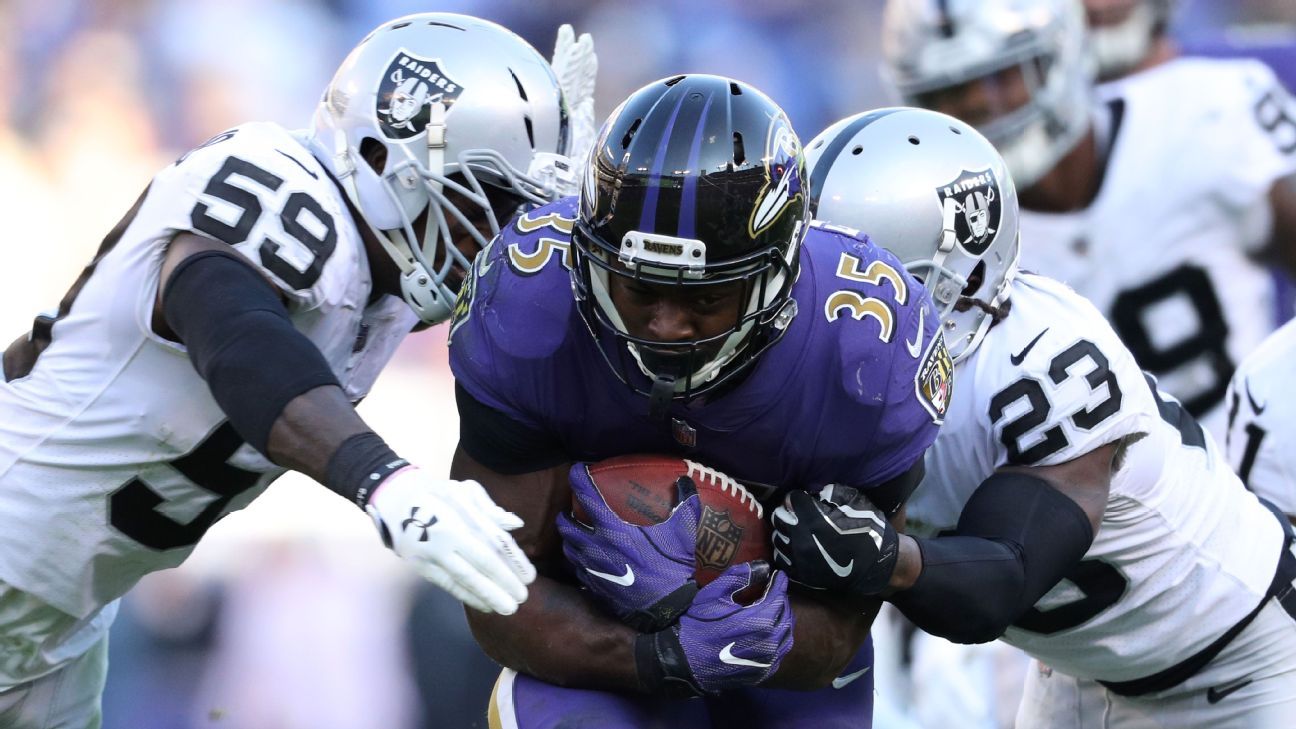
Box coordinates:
[1086,0,1179,80]
[881,0,1094,189]
[306,13,575,324]
[806,108,1020,363]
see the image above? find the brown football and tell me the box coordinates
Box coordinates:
[572,454,770,587]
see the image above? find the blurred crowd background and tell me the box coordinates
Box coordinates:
[0,1,1292,727]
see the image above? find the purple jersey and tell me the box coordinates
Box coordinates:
[449,197,946,501]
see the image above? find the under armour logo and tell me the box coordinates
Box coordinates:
[402,506,439,541]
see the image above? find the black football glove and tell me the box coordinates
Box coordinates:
[770,484,898,601]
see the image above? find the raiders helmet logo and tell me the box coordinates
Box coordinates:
[936,168,1002,255]
[376,50,465,140]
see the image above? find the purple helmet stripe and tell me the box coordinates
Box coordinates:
[639,92,688,233]
[678,93,715,240]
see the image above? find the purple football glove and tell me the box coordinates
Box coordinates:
[557,462,701,632]
[635,561,794,696]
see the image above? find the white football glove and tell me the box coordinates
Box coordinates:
[551,23,599,180]
[366,467,536,615]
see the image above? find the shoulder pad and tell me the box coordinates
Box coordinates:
[448,197,580,362]
[979,276,1156,466]
[158,123,353,307]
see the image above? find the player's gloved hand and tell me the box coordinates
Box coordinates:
[771,484,898,600]
[366,466,536,615]
[550,23,598,180]
[557,462,701,632]
[635,561,794,697]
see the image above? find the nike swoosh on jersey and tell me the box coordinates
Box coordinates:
[1206,678,1253,704]
[1010,328,1049,366]
[831,666,871,689]
[812,534,856,576]
[906,307,925,359]
[585,564,635,586]
[1245,381,1267,414]
[719,642,772,669]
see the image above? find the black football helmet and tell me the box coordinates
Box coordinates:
[571,74,808,410]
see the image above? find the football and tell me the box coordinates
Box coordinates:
[573,454,770,586]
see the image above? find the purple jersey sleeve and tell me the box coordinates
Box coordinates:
[798,223,946,489]
[448,197,583,432]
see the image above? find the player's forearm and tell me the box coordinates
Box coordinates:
[763,591,876,691]
[266,384,371,481]
[466,573,643,691]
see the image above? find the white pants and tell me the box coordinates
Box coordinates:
[0,581,115,729]
[1016,600,1296,729]
[0,637,107,729]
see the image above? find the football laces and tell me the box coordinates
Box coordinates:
[685,460,764,519]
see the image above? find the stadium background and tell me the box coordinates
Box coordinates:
[0,1,1291,727]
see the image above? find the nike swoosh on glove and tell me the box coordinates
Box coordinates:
[636,561,794,696]
[367,466,536,615]
[551,23,598,176]
[557,462,701,632]
[771,484,898,601]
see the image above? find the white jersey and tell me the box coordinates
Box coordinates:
[0,122,416,620]
[1226,318,1296,518]
[1018,57,1296,439]
[906,274,1286,682]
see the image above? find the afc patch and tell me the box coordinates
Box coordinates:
[936,167,1002,255]
[377,50,465,140]
[696,505,744,571]
[915,330,953,424]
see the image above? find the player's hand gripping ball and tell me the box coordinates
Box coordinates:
[557,455,769,631]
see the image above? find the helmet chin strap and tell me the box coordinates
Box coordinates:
[648,374,677,421]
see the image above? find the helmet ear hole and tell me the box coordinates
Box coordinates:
[961,260,986,297]
[359,138,388,174]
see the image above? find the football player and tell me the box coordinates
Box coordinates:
[0,13,595,728]
[882,0,1296,440]
[791,105,1296,727]
[1226,320,1296,523]
[1084,0,1179,81]
[447,74,946,727]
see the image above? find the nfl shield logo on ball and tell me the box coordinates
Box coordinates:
[697,505,744,570]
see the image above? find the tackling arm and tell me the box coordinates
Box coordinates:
[155,233,534,615]
[888,442,1114,644]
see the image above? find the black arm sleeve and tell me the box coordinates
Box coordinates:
[163,249,340,457]
[889,470,1095,644]
[455,382,567,475]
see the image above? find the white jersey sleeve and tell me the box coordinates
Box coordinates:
[908,274,1286,683]
[1227,319,1296,517]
